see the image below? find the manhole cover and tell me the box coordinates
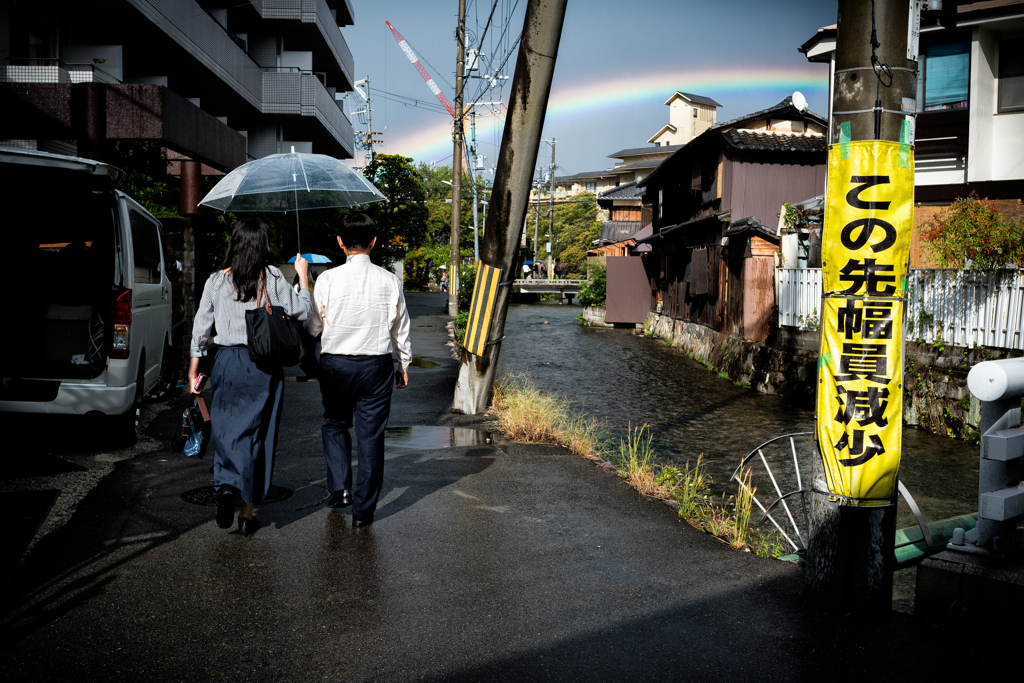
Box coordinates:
[180,485,294,507]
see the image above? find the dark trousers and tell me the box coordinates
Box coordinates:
[210,347,283,505]
[319,353,394,519]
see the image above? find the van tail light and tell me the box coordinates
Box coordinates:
[112,289,131,359]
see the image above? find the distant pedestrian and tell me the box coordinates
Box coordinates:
[189,218,315,534]
[522,262,532,279]
[440,271,448,292]
[307,212,411,527]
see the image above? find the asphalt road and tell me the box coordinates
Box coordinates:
[0,293,992,681]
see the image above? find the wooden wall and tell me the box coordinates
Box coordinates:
[656,242,723,330]
[722,160,827,225]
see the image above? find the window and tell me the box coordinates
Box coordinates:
[922,41,970,110]
[585,182,596,193]
[999,38,1024,112]
[130,208,161,284]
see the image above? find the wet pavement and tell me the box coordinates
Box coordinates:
[0,293,998,681]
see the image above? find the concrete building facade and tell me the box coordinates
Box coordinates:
[0,0,356,191]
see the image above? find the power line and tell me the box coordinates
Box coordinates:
[369,87,451,115]
[401,33,455,92]
[475,0,501,56]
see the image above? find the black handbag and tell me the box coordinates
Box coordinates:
[245,271,306,367]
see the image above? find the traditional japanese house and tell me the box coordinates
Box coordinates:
[635,97,829,342]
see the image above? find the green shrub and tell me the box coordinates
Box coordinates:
[457,262,476,312]
[453,310,470,345]
[577,263,606,307]
[921,194,1024,270]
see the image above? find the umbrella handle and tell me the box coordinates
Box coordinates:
[295,191,301,255]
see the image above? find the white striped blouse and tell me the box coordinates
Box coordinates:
[190,266,315,358]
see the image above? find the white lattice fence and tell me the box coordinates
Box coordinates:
[777,268,1024,350]
[778,268,823,329]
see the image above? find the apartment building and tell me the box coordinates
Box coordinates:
[0,0,355,207]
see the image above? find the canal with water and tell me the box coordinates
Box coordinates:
[494,302,980,537]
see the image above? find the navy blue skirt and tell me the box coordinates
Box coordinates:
[210,347,283,504]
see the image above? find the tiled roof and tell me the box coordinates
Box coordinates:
[599,221,642,243]
[640,98,829,188]
[712,96,827,131]
[562,170,616,180]
[608,144,685,159]
[599,179,645,201]
[609,160,661,172]
[671,92,724,107]
[721,129,828,153]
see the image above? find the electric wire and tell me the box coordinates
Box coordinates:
[369,87,451,115]
[869,0,893,89]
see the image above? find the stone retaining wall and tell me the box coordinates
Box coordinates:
[579,306,614,328]
[643,313,1024,441]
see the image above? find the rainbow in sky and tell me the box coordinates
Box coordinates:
[379,64,829,166]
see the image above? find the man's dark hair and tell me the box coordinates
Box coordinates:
[339,211,377,250]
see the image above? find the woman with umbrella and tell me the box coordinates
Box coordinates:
[188,218,316,534]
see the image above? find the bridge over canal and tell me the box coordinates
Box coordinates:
[511,278,586,303]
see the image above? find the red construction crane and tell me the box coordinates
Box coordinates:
[385,20,457,118]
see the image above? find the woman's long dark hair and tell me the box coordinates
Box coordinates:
[221,217,274,302]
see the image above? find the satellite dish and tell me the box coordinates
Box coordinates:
[792,91,808,112]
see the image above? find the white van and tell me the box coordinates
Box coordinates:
[0,147,176,444]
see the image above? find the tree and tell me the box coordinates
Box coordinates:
[405,162,486,289]
[362,154,429,268]
[524,192,600,276]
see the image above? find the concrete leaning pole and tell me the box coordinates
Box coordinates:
[451,0,569,414]
[805,0,916,614]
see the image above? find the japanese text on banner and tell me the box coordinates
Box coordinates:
[816,141,914,506]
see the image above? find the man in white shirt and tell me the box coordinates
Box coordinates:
[307,212,411,527]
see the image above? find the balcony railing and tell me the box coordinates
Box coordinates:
[127,0,264,108]
[253,0,353,87]
[262,69,352,154]
[0,58,121,84]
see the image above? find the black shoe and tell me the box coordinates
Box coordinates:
[238,516,260,535]
[352,516,373,528]
[327,490,352,508]
[216,488,236,529]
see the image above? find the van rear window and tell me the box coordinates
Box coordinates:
[5,188,117,304]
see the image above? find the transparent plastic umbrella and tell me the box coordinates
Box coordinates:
[199,151,385,252]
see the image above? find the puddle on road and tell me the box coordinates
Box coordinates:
[385,426,493,449]
[407,357,441,368]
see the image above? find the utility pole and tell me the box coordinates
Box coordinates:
[470,110,480,262]
[365,75,375,167]
[448,0,467,317]
[452,0,569,414]
[805,0,917,615]
[547,137,555,281]
[534,167,541,268]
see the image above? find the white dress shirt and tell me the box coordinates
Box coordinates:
[310,254,412,371]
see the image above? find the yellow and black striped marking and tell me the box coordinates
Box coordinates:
[463,262,502,357]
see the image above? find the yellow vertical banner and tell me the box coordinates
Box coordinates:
[816,140,914,506]
[463,262,502,357]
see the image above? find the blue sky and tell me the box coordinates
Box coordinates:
[341,0,839,175]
